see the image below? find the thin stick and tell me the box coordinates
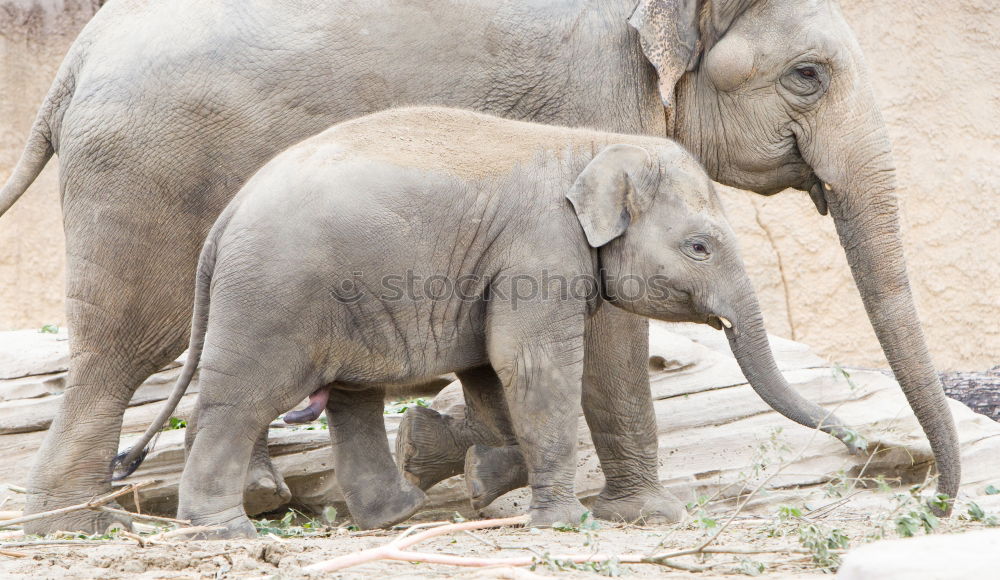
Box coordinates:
[303,516,529,572]
[299,514,834,574]
[1,540,136,548]
[0,481,155,529]
[2,484,28,495]
[132,485,142,515]
[145,525,226,541]
[0,549,27,558]
[97,506,190,526]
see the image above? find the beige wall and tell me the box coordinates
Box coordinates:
[0,1,101,336]
[0,0,997,370]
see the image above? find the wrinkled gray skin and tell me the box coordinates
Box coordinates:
[0,0,957,533]
[120,107,852,538]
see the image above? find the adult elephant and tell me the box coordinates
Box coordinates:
[0,0,958,534]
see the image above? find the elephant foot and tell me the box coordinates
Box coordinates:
[23,498,132,536]
[349,479,428,530]
[528,500,589,528]
[396,406,466,490]
[592,487,686,525]
[465,444,528,510]
[177,506,258,540]
[243,458,292,516]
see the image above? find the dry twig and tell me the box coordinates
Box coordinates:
[293,514,845,574]
[0,481,156,530]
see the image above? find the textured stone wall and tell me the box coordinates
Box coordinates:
[0,0,996,370]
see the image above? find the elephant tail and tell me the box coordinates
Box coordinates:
[110,211,228,481]
[0,40,85,218]
[0,101,55,218]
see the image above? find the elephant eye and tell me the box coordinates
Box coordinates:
[684,239,712,261]
[797,66,818,79]
[781,63,828,99]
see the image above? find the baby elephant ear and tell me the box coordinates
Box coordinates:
[566,144,655,248]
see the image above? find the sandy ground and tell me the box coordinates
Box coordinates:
[2,501,995,579]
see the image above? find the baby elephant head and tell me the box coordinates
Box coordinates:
[566,143,864,455]
[566,142,746,330]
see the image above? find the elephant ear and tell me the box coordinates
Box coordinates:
[628,0,702,108]
[566,144,657,248]
[629,0,756,107]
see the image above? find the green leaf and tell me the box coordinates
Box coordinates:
[166,417,187,430]
[968,501,987,521]
[39,324,59,334]
[986,485,1000,495]
[895,514,920,537]
[778,505,803,520]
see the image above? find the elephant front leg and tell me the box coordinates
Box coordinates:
[584,306,683,524]
[328,386,427,529]
[487,301,588,527]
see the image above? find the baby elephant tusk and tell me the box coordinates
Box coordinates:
[718,316,733,329]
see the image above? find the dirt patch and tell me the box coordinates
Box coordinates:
[2,497,998,579]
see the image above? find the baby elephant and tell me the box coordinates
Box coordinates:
[116,107,852,538]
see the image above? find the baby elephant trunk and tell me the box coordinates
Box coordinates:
[722,289,865,455]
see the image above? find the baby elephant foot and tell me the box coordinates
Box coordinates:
[465,444,528,510]
[243,470,292,516]
[243,438,293,516]
[529,500,589,529]
[348,479,428,530]
[592,487,686,525]
[179,507,258,540]
[396,406,466,490]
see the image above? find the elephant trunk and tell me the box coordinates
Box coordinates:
[721,279,864,455]
[807,102,960,510]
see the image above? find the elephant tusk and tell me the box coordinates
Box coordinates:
[823,182,833,191]
[718,316,733,329]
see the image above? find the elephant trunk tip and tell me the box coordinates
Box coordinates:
[825,423,867,456]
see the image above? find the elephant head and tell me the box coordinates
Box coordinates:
[629,0,959,506]
[566,142,863,454]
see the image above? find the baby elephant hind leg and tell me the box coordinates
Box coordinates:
[179,360,317,539]
[184,403,292,516]
[327,386,427,529]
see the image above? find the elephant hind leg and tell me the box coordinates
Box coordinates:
[243,426,293,515]
[178,345,319,539]
[23,287,191,534]
[184,398,293,517]
[328,385,426,529]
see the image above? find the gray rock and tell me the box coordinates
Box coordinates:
[838,529,1000,579]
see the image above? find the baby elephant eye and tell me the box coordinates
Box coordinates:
[685,240,712,261]
[796,66,818,79]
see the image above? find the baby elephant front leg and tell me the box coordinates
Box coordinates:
[488,302,588,527]
[325,386,427,529]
